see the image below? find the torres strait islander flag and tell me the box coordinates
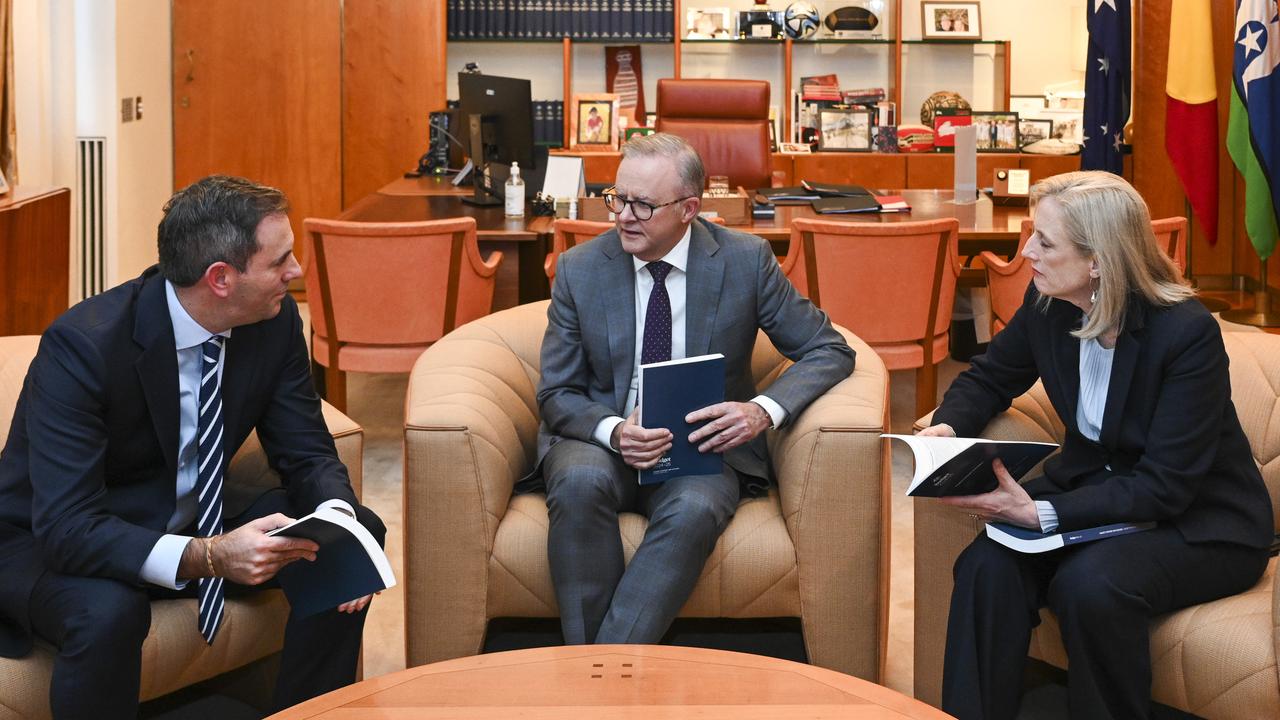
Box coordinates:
[1227,0,1280,260]
[1165,0,1218,244]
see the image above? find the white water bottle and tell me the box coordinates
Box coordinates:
[505,162,525,218]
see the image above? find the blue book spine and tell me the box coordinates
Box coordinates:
[638,354,726,484]
[620,0,634,38]
[1062,522,1155,546]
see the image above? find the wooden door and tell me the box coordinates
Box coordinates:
[172,0,342,258]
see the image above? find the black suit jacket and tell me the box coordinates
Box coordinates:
[932,286,1272,550]
[0,266,359,656]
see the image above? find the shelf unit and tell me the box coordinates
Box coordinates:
[446,1,1013,154]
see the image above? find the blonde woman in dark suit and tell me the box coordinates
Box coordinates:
[919,172,1272,720]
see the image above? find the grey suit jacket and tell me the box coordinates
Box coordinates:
[535,218,855,484]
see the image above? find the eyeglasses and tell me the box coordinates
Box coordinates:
[602,188,692,221]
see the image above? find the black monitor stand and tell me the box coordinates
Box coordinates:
[460,113,503,207]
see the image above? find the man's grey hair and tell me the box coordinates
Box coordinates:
[620,132,705,198]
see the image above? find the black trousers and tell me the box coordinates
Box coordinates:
[941,526,1268,720]
[27,488,386,720]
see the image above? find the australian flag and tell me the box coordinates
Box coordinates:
[1082,0,1131,174]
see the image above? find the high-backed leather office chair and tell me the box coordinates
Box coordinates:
[913,330,1280,718]
[302,217,502,413]
[545,216,726,282]
[402,300,892,680]
[655,78,775,190]
[981,216,1192,337]
[782,218,961,420]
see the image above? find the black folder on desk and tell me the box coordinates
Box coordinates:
[811,195,882,214]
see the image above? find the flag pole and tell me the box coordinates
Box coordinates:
[1184,199,1231,313]
[1221,258,1280,327]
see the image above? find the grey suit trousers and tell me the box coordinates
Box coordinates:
[542,438,739,645]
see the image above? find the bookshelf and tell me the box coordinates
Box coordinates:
[445,1,1013,159]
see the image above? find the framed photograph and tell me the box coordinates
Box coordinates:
[778,142,813,154]
[569,93,621,150]
[971,111,1020,152]
[932,109,972,151]
[1040,108,1084,145]
[818,108,874,151]
[1010,95,1047,118]
[1018,118,1053,147]
[685,7,732,39]
[921,2,982,40]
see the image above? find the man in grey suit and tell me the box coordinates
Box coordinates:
[535,133,854,645]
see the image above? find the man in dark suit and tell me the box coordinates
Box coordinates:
[0,176,385,719]
[535,133,854,645]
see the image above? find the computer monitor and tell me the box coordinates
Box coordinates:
[456,72,540,206]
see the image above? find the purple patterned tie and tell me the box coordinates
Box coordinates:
[641,261,673,364]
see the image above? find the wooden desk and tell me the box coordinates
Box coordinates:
[340,187,548,309]
[0,187,71,335]
[267,645,952,719]
[343,182,1031,307]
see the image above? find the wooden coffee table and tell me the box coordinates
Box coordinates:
[268,644,953,719]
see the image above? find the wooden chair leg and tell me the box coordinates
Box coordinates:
[915,362,938,421]
[325,366,347,414]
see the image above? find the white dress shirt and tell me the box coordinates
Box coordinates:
[139,281,353,589]
[591,226,787,450]
[1034,335,1115,534]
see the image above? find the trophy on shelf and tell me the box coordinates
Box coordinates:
[739,0,785,39]
[824,1,884,39]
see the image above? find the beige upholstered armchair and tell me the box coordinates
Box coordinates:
[403,300,891,680]
[0,336,365,720]
[913,331,1280,718]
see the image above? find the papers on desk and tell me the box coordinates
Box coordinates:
[874,195,911,213]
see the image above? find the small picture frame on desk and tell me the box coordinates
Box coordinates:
[778,142,812,154]
[1018,118,1053,147]
[921,2,982,40]
[570,94,621,150]
[817,108,873,152]
[971,111,1020,152]
[0,169,8,196]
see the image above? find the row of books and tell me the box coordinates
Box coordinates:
[447,0,676,40]
[532,100,566,148]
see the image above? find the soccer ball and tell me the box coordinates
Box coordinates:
[784,2,821,39]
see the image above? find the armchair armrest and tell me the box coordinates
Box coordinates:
[912,382,1064,706]
[402,322,541,666]
[769,328,891,680]
[224,399,364,503]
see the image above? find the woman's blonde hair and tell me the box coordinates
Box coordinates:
[1031,171,1193,339]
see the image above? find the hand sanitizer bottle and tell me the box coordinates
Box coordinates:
[505,162,525,218]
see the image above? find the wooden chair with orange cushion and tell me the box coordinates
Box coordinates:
[981,216,1192,337]
[979,219,1035,337]
[545,216,727,282]
[302,217,503,413]
[544,219,612,281]
[782,217,961,420]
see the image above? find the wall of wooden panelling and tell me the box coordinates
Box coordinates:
[342,0,449,208]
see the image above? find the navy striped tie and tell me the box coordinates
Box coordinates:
[196,336,225,644]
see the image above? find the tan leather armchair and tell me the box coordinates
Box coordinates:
[403,300,891,680]
[0,336,365,720]
[912,331,1280,718]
